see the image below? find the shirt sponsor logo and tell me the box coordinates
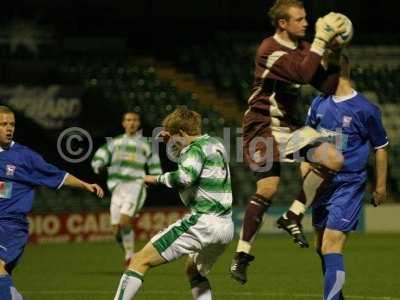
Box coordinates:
[0,181,12,199]
[5,164,16,177]
[342,116,352,127]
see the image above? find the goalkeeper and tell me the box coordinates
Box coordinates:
[231,0,348,284]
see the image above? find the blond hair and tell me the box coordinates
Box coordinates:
[268,0,304,27]
[162,106,202,136]
[0,106,14,115]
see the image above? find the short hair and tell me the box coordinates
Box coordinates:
[162,106,202,136]
[268,0,304,27]
[122,111,140,121]
[0,106,14,115]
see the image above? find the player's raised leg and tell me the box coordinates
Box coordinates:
[114,242,166,300]
[278,143,343,246]
[230,174,277,284]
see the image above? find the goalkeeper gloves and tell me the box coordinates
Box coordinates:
[311,12,347,56]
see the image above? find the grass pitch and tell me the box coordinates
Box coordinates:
[14,234,400,300]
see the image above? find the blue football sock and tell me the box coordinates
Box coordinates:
[319,251,345,299]
[0,275,13,300]
[323,254,345,300]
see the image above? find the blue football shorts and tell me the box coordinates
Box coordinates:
[0,217,29,272]
[312,173,366,232]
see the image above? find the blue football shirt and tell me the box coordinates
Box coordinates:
[0,141,68,220]
[306,90,389,174]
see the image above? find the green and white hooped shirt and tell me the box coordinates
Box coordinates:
[157,134,232,216]
[91,133,162,191]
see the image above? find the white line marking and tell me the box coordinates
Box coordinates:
[19,290,400,299]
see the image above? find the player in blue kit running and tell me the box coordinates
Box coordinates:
[0,105,104,299]
[302,55,389,299]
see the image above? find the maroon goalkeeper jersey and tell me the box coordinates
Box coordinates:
[247,34,340,130]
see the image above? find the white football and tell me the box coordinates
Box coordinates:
[335,13,353,45]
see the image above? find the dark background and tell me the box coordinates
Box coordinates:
[2,0,399,42]
[1,0,399,208]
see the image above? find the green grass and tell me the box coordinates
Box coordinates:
[14,234,400,300]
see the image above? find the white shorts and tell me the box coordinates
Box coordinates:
[110,181,146,225]
[151,212,234,276]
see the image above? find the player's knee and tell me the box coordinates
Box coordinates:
[321,244,337,255]
[119,216,132,228]
[128,250,148,269]
[328,150,344,171]
[321,237,342,254]
[314,143,343,171]
[322,146,344,171]
[256,180,279,199]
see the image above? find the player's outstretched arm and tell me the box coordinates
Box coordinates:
[372,148,388,207]
[63,174,104,198]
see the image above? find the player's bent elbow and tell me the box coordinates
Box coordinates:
[179,178,196,188]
